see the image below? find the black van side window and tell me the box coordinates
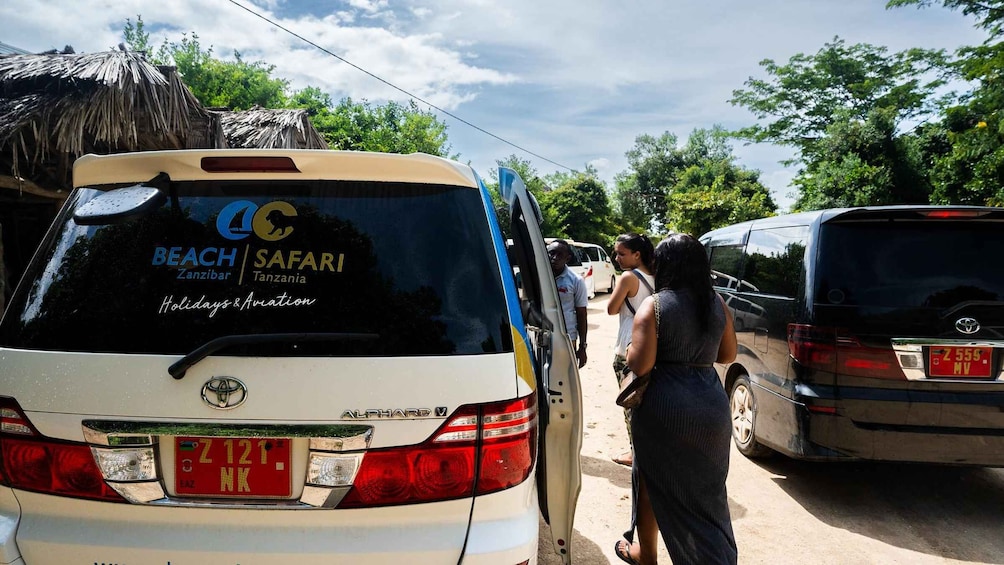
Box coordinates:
[709,245,744,290]
[742,227,809,298]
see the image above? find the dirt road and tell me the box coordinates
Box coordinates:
[538,294,1004,564]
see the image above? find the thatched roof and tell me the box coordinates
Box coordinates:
[0,50,224,194]
[217,107,327,150]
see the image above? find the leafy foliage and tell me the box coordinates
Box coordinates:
[537,173,614,244]
[619,127,776,235]
[793,107,932,209]
[888,0,1004,205]
[731,37,953,209]
[731,38,950,160]
[289,95,454,157]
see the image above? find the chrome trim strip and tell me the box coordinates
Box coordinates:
[82,421,372,448]
[891,339,1004,382]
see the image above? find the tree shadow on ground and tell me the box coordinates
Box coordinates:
[759,456,1004,563]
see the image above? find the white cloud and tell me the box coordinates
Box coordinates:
[0,0,991,210]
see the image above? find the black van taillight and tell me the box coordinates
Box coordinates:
[787,325,905,380]
[336,394,537,508]
[0,397,125,502]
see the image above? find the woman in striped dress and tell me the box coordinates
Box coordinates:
[615,234,738,565]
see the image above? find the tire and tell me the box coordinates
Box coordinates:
[606,276,616,294]
[730,375,772,458]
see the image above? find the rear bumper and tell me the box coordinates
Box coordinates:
[7,478,540,565]
[807,411,1004,466]
[759,382,1004,466]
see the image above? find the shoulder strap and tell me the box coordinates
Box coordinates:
[631,269,655,293]
[623,270,654,315]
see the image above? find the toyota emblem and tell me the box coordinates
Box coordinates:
[201,377,247,410]
[955,317,980,335]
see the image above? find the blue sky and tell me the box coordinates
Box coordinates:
[1,0,990,211]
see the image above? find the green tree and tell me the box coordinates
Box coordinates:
[731,38,950,158]
[889,0,1004,204]
[479,154,553,240]
[623,132,686,226]
[304,98,453,157]
[610,171,649,234]
[731,37,951,208]
[123,16,288,110]
[793,107,931,209]
[122,16,151,55]
[166,35,288,110]
[618,127,776,235]
[537,173,613,244]
[666,128,777,235]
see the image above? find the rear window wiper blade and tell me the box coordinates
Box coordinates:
[169,333,381,379]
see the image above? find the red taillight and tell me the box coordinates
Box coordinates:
[0,397,125,502]
[200,156,300,173]
[921,210,988,218]
[586,266,593,277]
[337,394,537,508]
[787,325,904,380]
[477,396,537,494]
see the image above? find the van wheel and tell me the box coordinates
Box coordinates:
[730,375,771,458]
[606,276,616,294]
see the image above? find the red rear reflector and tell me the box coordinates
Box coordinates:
[200,156,300,173]
[807,405,838,415]
[921,210,988,218]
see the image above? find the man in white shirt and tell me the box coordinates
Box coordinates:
[547,239,588,367]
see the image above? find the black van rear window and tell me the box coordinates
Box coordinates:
[816,221,1004,308]
[0,180,513,356]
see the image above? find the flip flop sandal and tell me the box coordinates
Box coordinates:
[614,539,641,565]
[612,452,633,467]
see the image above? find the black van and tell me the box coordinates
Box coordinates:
[701,206,1004,465]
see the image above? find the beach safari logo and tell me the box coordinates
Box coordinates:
[217,200,297,242]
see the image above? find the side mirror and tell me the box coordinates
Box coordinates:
[73,182,167,226]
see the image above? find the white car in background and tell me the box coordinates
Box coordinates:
[573,242,617,295]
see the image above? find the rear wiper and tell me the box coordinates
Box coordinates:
[169,333,381,379]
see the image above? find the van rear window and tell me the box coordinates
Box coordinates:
[0,180,513,356]
[816,221,1004,308]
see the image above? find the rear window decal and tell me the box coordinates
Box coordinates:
[151,200,345,287]
[159,291,317,318]
[217,200,297,242]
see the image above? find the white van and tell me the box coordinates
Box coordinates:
[0,150,582,565]
[572,242,617,295]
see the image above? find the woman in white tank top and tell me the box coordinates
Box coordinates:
[606,233,655,467]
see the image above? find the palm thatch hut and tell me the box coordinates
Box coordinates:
[217,107,327,150]
[0,49,329,312]
[0,49,225,310]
